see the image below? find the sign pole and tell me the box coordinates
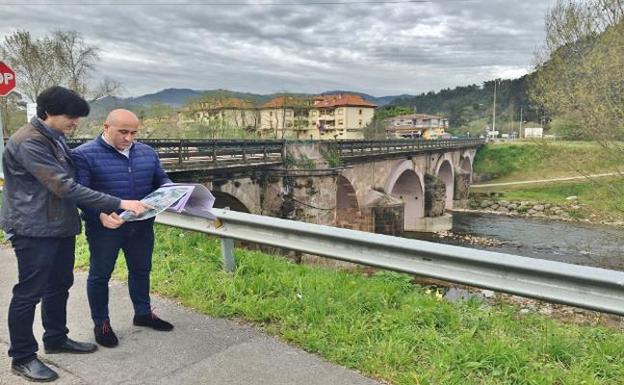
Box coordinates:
[0,110,4,179]
[0,60,17,181]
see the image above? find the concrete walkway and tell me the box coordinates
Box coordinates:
[0,247,381,385]
[471,172,618,188]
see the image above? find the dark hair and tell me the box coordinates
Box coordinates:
[36,86,90,119]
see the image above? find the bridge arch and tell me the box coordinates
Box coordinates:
[385,160,424,231]
[335,175,361,228]
[436,159,454,209]
[459,156,473,182]
[211,191,251,213]
[335,175,362,228]
[336,175,360,211]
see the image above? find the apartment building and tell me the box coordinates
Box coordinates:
[177,93,377,140]
[386,113,449,139]
[311,94,377,140]
[259,96,314,139]
[178,97,259,131]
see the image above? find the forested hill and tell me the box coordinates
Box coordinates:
[384,74,540,132]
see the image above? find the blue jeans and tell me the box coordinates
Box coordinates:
[85,221,154,325]
[8,236,75,364]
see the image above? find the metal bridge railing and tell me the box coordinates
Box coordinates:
[65,138,484,164]
[332,138,484,156]
[65,138,284,164]
[156,210,624,316]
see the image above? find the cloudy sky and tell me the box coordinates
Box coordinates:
[1,0,555,97]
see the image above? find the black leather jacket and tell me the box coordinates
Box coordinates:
[0,118,121,238]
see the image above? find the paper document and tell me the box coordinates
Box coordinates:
[120,183,217,222]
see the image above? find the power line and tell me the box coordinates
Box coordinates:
[0,0,472,5]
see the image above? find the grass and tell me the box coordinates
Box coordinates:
[473,141,621,183]
[75,226,624,385]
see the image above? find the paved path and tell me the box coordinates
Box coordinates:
[0,247,381,385]
[471,172,619,188]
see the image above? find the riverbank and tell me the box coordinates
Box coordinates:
[472,141,624,224]
[462,196,624,227]
[467,177,624,225]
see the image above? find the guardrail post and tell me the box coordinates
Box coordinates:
[221,237,236,273]
[178,140,183,164]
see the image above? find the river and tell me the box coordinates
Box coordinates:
[406,212,624,271]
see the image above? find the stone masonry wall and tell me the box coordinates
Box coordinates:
[425,173,446,217]
[454,172,471,200]
[373,204,404,236]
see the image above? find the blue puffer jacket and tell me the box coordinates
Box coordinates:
[72,136,172,225]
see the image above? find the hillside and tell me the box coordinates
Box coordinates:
[89,88,400,116]
[383,74,540,135]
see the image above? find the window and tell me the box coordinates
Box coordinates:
[337,119,344,125]
[359,109,362,115]
[358,119,363,126]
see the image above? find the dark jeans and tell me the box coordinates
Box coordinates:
[8,235,75,365]
[85,221,154,325]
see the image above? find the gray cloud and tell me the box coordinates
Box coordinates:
[0,0,555,97]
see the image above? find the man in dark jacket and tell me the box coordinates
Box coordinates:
[0,87,149,382]
[72,109,174,349]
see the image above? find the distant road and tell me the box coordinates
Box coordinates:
[472,172,619,188]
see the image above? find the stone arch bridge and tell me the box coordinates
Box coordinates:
[143,139,482,234]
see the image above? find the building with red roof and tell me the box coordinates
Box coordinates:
[310,94,377,139]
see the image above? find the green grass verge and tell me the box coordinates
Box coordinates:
[473,141,620,182]
[75,227,624,385]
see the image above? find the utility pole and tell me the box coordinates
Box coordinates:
[518,106,523,139]
[492,80,497,138]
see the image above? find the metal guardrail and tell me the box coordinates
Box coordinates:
[156,209,624,316]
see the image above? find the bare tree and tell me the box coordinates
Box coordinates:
[89,77,123,102]
[52,30,122,102]
[52,30,97,96]
[2,29,121,103]
[1,31,60,101]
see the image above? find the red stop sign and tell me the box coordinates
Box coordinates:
[0,61,16,97]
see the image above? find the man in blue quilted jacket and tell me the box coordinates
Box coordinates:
[73,109,174,348]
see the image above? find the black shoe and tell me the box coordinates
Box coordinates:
[133,312,174,331]
[94,320,119,348]
[11,357,59,382]
[44,338,98,354]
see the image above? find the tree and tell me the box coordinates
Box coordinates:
[1,29,121,102]
[1,31,59,102]
[530,0,624,206]
[531,0,624,142]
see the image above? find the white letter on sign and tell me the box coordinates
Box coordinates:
[1,73,13,84]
